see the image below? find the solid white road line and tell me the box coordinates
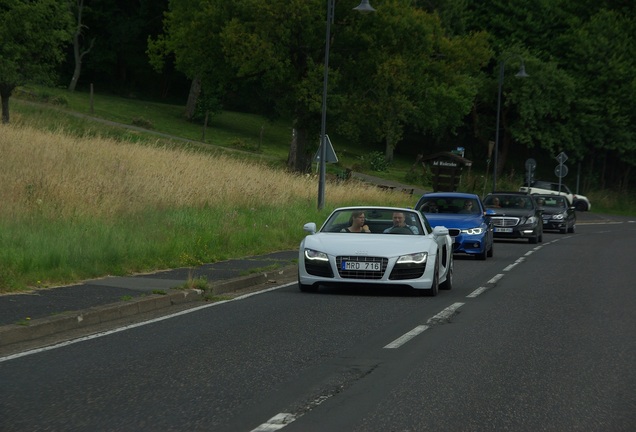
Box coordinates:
[0,282,298,363]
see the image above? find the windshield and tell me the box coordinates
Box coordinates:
[419,198,481,215]
[484,195,533,210]
[321,209,424,235]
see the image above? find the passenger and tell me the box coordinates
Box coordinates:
[341,211,371,233]
[383,212,419,234]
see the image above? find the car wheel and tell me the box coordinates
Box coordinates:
[575,201,588,211]
[487,241,494,258]
[440,256,453,290]
[529,235,538,244]
[559,227,567,234]
[477,247,487,260]
[568,224,575,234]
[419,259,439,297]
[298,273,317,293]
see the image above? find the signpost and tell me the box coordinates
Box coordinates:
[313,135,338,164]
[555,151,568,196]
[525,158,536,186]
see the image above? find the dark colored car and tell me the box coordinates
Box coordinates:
[534,194,576,233]
[483,192,543,244]
[416,192,494,260]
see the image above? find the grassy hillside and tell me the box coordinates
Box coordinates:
[1,94,415,293]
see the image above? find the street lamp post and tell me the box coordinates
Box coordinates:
[317,0,375,210]
[493,55,529,192]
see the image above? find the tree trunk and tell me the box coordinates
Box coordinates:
[68,45,82,92]
[287,123,312,173]
[68,0,93,92]
[0,85,13,124]
[185,77,202,120]
[384,141,394,161]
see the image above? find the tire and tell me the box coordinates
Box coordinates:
[568,224,575,234]
[477,248,487,260]
[529,235,538,244]
[574,201,588,211]
[559,227,567,234]
[487,240,494,257]
[428,259,439,296]
[417,258,439,297]
[439,256,453,290]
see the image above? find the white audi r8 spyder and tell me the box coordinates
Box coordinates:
[298,206,453,296]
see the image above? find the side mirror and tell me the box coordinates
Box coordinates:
[303,222,317,234]
[433,226,449,237]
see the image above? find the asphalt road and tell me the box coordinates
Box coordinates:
[1,215,635,431]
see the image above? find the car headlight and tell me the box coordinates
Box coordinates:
[304,249,328,262]
[552,214,564,220]
[397,252,428,264]
[525,216,537,224]
[461,227,484,235]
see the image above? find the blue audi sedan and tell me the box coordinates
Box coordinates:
[416,192,494,260]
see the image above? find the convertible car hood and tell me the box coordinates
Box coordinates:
[302,233,434,256]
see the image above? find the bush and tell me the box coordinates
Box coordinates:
[131,116,154,129]
[50,95,69,106]
[367,151,389,172]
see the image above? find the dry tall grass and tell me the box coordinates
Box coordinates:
[1,125,408,221]
[1,125,414,292]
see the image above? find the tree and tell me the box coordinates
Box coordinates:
[564,9,636,191]
[465,0,635,189]
[68,0,95,92]
[150,0,492,171]
[0,0,73,123]
[336,2,491,161]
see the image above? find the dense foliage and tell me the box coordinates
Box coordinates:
[1,0,634,190]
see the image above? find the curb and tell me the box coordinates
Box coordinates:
[0,264,298,349]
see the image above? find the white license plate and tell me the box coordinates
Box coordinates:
[342,261,381,271]
[495,227,513,233]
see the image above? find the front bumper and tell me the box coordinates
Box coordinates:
[299,253,436,290]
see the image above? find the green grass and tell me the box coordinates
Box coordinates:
[0,204,324,292]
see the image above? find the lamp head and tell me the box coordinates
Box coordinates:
[515,62,529,78]
[353,0,376,13]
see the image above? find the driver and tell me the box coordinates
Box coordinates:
[383,212,419,234]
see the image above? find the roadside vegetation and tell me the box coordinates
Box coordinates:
[0,116,411,294]
[2,88,634,294]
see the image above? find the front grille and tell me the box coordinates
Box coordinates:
[389,263,426,280]
[336,256,387,280]
[448,228,461,237]
[491,217,520,227]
